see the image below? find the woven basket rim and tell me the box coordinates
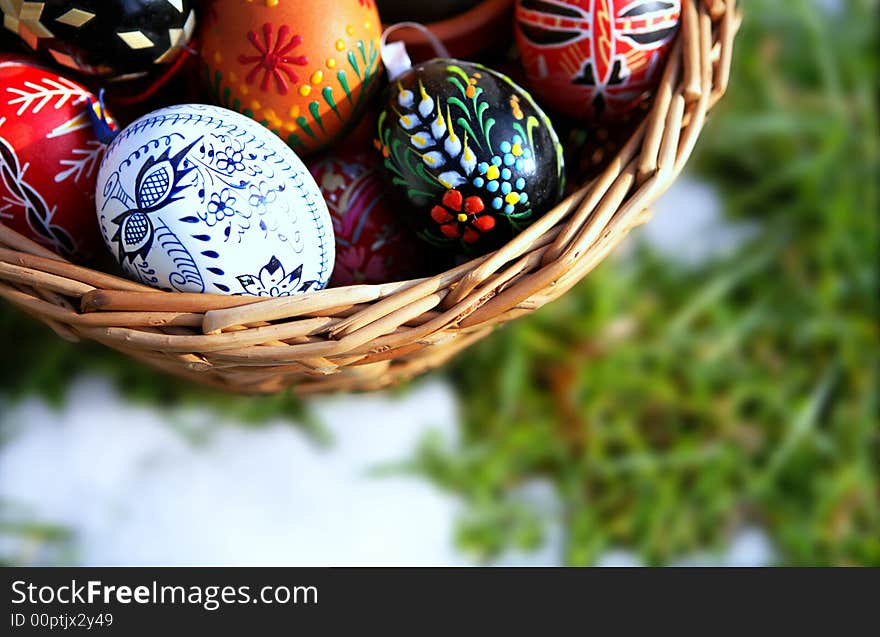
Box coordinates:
[0,0,741,395]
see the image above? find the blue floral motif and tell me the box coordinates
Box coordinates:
[248,181,280,216]
[236,255,318,296]
[471,135,533,216]
[105,137,200,264]
[215,146,245,173]
[202,188,246,227]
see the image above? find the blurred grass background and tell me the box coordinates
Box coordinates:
[1,0,877,565]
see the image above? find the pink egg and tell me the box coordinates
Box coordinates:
[310,150,424,286]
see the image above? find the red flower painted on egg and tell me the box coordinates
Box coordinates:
[239,23,309,95]
[430,189,495,245]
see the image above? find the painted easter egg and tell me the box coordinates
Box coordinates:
[309,150,423,286]
[515,0,681,119]
[376,59,564,253]
[0,57,115,260]
[95,104,334,296]
[201,0,383,156]
[0,0,197,80]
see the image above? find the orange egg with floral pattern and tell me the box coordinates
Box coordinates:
[200,0,383,156]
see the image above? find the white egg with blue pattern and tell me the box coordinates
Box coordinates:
[96,104,334,296]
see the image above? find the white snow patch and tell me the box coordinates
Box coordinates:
[0,376,465,566]
[626,176,758,266]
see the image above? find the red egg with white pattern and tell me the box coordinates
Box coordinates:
[310,151,423,286]
[515,0,681,120]
[0,57,114,260]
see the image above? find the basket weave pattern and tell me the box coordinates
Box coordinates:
[0,0,739,395]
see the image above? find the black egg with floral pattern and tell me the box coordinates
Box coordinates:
[376,58,565,254]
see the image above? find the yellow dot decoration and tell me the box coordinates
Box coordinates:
[457,214,468,223]
[213,51,222,64]
[228,71,238,83]
[263,108,281,129]
[310,70,324,84]
[486,165,500,180]
[346,25,355,36]
[512,143,523,157]
[335,39,345,51]
[505,192,521,205]
[239,84,250,96]
[299,85,311,97]
[288,105,300,118]
[250,99,262,111]
[326,58,336,68]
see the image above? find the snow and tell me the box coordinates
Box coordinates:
[0,376,465,566]
[626,176,757,265]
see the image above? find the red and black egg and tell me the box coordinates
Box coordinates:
[376,58,565,254]
[515,0,681,120]
[0,0,196,80]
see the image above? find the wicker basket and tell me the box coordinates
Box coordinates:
[0,0,740,395]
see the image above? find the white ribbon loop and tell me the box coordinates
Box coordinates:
[380,22,451,81]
